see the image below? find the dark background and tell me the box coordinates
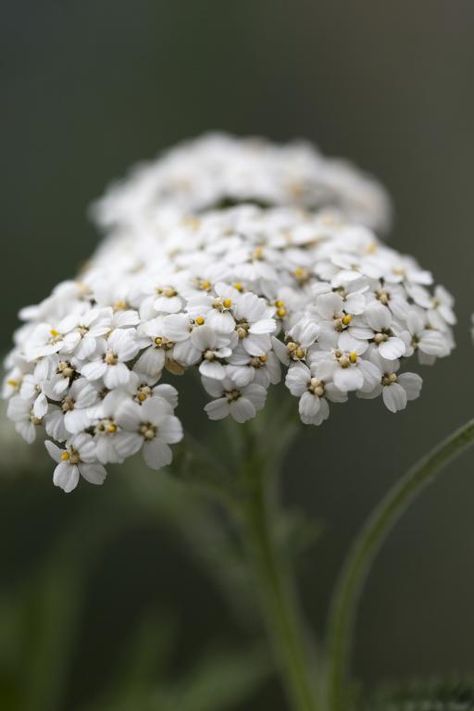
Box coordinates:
[1,2,473,709]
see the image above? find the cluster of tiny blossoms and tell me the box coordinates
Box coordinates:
[92,133,392,234]
[3,137,455,493]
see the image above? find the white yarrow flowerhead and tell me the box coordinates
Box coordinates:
[2,135,456,492]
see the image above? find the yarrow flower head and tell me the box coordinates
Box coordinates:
[3,136,455,492]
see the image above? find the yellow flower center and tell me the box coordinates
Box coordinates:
[293,267,309,283]
[157,286,177,298]
[197,279,212,291]
[113,300,128,311]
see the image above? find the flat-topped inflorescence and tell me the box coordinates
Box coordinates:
[91,133,391,235]
[3,203,455,492]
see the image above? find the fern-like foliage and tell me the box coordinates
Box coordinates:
[368,679,474,711]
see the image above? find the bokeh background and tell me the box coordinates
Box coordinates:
[1,1,473,709]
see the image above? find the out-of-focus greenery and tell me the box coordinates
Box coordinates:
[1,386,326,710]
[0,409,274,710]
[367,679,474,711]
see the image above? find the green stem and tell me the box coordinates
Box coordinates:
[325,418,474,710]
[237,425,319,711]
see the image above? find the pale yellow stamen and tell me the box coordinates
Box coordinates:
[113,300,128,311]
[287,341,305,360]
[382,372,398,386]
[198,279,212,291]
[139,422,156,440]
[376,290,390,305]
[154,336,174,350]
[309,377,325,397]
[182,216,201,230]
[158,286,177,298]
[293,267,309,283]
[57,361,75,379]
[275,299,287,318]
[135,385,152,403]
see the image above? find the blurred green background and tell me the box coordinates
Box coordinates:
[1,1,473,709]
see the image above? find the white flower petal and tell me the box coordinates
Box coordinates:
[334,366,364,392]
[143,439,172,469]
[378,337,406,360]
[398,372,423,400]
[45,440,63,463]
[382,383,407,413]
[81,360,107,381]
[53,462,80,493]
[230,397,256,423]
[79,463,107,485]
[204,398,230,420]
[199,360,226,380]
[299,391,321,419]
[103,362,131,388]
[116,400,141,430]
[285,363,310,396]
[159,416,183,444]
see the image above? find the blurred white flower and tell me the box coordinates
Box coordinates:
[91,133,391,233]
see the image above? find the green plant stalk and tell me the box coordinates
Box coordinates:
[325,418,474,711]
[236,425,319,711]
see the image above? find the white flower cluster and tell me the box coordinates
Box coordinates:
[3,137,455,493]
[92,133,391,235]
